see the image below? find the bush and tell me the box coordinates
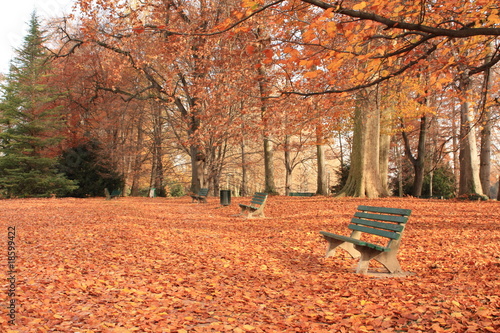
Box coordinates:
[422,165,456,198]
[168,182,185,197]
[58,142,123,197]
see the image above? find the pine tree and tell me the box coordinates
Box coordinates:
[0,12,77,198]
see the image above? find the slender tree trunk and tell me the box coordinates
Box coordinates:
[130,115,144,196]
[263,137,276,193]
[241,138,247,197]
[316,124,328,195]
[402,116,427,197]
[284,134,292,195]
[150,103,164,196]
[379,108,392,193]
[316,143,328,195]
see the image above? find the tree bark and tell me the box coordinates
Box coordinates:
[401,116,427,197]
[258,61,277,194]
[316,143,328,195]
[284,135,292,195]
[130,114,144,196]
[150,102,164,196]
[240,138,248,197]
[336,91,389,198]
[479,52,493,198]
[457,73,484,196]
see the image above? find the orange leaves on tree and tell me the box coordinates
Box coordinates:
[352,2,368,11]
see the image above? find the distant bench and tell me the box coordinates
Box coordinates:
[320,205,412,275]
[191,188,208,203]
[238,192,268,218]
[105,188,122,200]
[289,192,314,197]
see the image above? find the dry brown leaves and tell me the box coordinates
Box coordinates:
[1,196,499,332]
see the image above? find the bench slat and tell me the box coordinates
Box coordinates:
[348,224,401,239]
[351,218,405,232]
[358,205,411,217]
[251,199,265,205]
[354,212,408,224]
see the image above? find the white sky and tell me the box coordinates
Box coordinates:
[1,0,76,74]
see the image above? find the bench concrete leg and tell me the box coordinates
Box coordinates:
[354,247,403,274]
[355,248,381,274]
[373,252,402,274]
[324,238,361,259]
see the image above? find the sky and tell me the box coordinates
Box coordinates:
[0,0,76,74]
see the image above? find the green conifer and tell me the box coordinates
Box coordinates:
[0,12,77,197]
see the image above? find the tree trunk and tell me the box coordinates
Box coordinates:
[401,116,427,197]
[263,137,276,193]
[458,74,484,196]
[284,135,292,195]
[316,143,328,195]
[379,108,392,193]
[241,138,248,197]
[258,62,277,194]
[479,56,492,198]
[130,115,144,196]
[336,91,389,198]
[150,103,164,196]
[316,124,328,196]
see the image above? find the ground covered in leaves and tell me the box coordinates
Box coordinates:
[1,196,499,332]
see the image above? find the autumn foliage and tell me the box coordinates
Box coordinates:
[1,196,499,332]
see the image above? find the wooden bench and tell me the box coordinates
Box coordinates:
[105,188,122,200]
[190,188,208,203]
[289,192,314,197]
[320,205,412,274]
[238,192,268,218]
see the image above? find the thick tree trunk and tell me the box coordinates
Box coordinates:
[258,61,277,194]
[191,147,205,193]
[337,92,389,198]
[458,74,484,196]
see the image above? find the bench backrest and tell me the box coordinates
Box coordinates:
[349,205,412,246]
[250,192,268,206]
[198,188,209,196]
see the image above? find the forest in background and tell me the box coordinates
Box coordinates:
[0,0,499,199]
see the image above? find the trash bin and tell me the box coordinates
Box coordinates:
[149,188,156,198]
[220,190,231,206]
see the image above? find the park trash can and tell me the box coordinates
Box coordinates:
[220,190,231,206]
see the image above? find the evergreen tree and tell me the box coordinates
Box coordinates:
[0,12,77,198]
